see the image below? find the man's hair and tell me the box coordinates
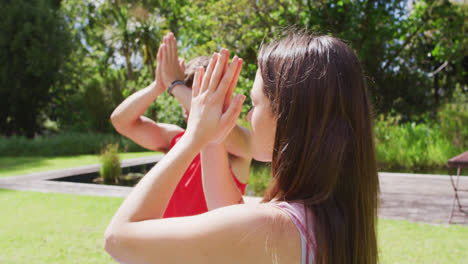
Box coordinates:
[184,56,211,88]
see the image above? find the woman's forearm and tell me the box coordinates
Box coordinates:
[107,134,202,228]
[201,144,244,210]
[110,81,162,129]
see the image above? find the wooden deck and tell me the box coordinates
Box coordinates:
[1,155,467,225]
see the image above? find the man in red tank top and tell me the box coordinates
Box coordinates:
[111,33,251,217]
[163,131,247,217]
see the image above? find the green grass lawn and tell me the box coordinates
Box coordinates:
[0,152,159,178]
[379,219,468,263]
[0,189,467,264]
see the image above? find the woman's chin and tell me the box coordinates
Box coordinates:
[253,153,272,163]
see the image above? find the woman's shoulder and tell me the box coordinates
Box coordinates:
[210,202,286,223]
[105,201,301,264]
[205,202,302,246]
[220,201,299,222]
[211,203,301,263]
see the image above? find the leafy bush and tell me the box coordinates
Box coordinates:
[56,70,127,133]
[374,87,467,173]
[150,91,186,129]
[0,132,146,156]
[374,114,459,172]
[100,143,121,184]
[246,161,272,197]
[438,87,468,151]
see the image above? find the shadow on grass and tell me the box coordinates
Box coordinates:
[0,157,51,173]
[0,156,86,177]
[0,188,19,197]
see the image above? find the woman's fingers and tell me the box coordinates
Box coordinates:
[200,53,219,93]
[163,35,168,49]
[195,49,243,124]
[223,58,243,111]
[192,67,204,98]
[214,56,239,101]
[208,49,229,93]
[221,94,245,129]
[222,49,229,76]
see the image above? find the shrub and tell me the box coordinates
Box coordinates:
[0,132,146,156]
[438,87,468,152]
[246,161,272,197]
[100,143,121,184]
[374,114,456,172]
[57,70,127,133]
[149,91,186,129]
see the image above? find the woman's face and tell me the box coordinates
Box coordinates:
[247,70,277,162]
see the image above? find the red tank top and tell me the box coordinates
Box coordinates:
[163,131,247,218]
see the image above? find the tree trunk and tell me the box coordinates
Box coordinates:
[145,45,155,80]
[124,46,134,81]
[434,73,439,108]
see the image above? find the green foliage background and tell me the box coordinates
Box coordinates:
[0,0,467,172]
[0,0,72,137]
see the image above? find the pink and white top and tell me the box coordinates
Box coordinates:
[271,201,315,264]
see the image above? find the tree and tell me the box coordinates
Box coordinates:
[21,0,466,135]
[0,0,72,137]
[180,0,467,119]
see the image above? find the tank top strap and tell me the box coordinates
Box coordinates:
[270,201,315,264]
[300,232,308,264]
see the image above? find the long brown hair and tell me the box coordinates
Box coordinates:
[259,33,379,264]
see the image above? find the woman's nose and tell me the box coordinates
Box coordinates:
[246,109,252,123]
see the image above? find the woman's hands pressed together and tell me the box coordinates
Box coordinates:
[185,49,245,149]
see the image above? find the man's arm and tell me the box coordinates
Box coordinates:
[110,81,184,152]
[110,34,186,152]
[225,124,252,160]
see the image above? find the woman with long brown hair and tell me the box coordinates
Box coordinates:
[105,32,379,264]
